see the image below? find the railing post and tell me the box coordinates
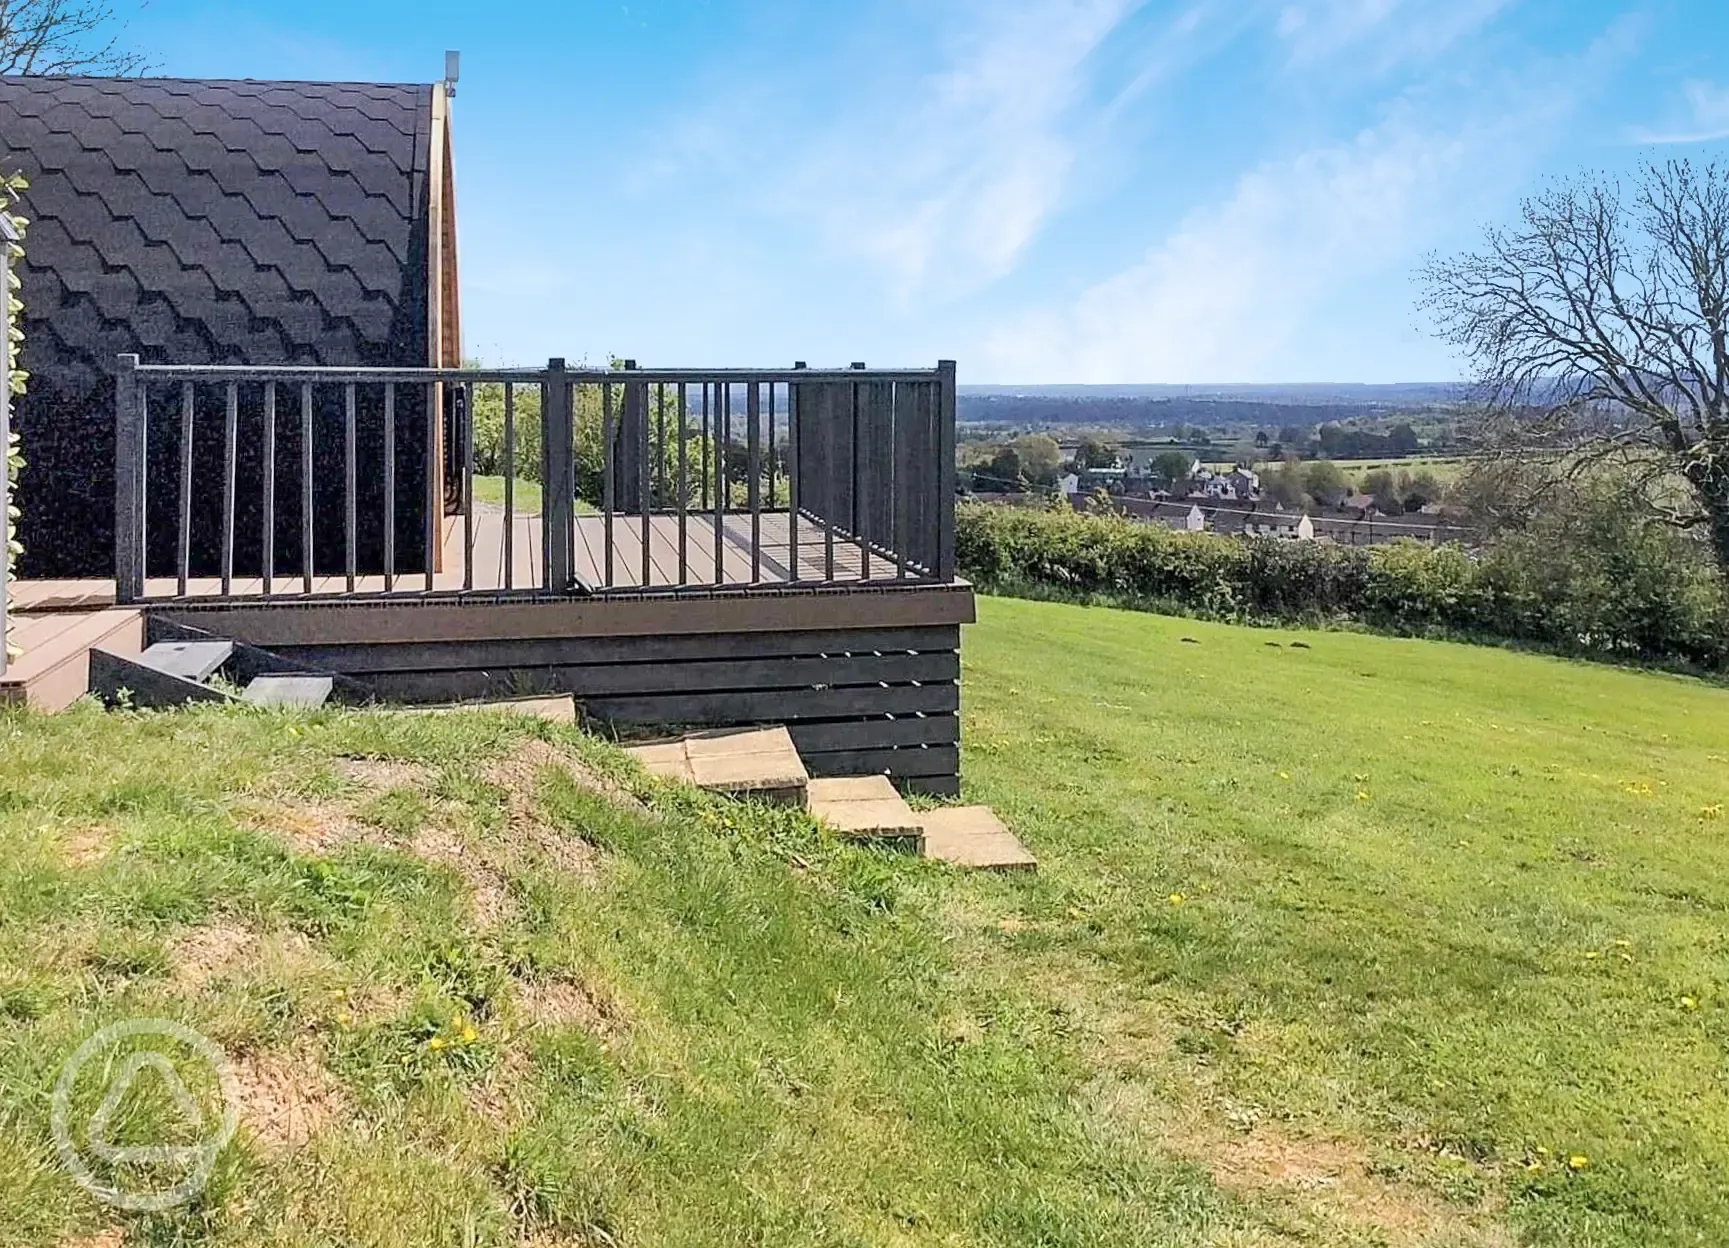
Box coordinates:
[542,357,573,591]
[936,358,957,582]
[114,353,145,603]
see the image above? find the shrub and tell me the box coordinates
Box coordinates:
[956,493,1729,673]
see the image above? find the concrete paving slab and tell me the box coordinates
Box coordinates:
[918,806,1037,872]
[808,776,924,848]
[625,727,808,806]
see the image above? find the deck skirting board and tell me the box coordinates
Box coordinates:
[178,610,968,792]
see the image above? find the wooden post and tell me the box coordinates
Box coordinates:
[543,358,573,591]
[114,353,144,603]
[936,359,957,582]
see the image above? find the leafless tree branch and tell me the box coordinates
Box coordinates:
[1420,159,1729,579]
[0,0,147,77]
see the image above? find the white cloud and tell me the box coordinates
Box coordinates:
[978,88,1568,383]
[1629,80,1729,145]
[788,0,1141,296]
[1273,0,1512,72]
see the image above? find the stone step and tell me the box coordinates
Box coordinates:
[917,806,1037,872]
[807,776,924,850]
[242,674,334,709]
[138,640,233,683]
[626,726,809,807]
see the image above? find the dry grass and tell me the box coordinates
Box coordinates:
[230,1035,349,1153]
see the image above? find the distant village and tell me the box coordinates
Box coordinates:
[970,447,1465,547]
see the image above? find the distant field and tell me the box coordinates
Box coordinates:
[1204,454,1475,484]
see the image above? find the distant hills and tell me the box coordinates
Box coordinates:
[957,383,1468,430]
[959,382,1465,405]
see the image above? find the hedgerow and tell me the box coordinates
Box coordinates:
[956,497,1729,674]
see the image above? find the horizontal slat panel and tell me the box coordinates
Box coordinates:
[368,653,957,704]
[787,715,958,752]
[275,626,960,674]
[585,683,958,725]
[801,746,960,779]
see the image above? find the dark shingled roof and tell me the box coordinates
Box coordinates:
[0,75,437,576]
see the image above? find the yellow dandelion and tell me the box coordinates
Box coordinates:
[1612,939,1631,948]
[460,1024,479,1044]
[427,1037,446,1051]
[1584,951,1601,960]
[335,1010,353,1027]
[1682,996,1700,1010]
[1169,892,1187,907]
[1278,771,1292,781]
[1525,1160,1544,1174]
[1356,790,1371,802]
[1568,1154,1589,1172]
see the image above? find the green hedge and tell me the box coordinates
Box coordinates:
[956,500,1729,673]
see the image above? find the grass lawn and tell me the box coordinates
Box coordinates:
[469,475,542,515]
[1,598,1727,1245]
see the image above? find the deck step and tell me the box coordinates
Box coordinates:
[626,726,809,807]
[89,647,234,709]
[916,806,1037,872]
[807,776,924,849]
[242,675,334,709]
[1,609,144,711]
[138,640,234,683]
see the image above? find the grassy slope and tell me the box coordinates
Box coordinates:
[0,599,1725,1245]
[963,596,1729,1246]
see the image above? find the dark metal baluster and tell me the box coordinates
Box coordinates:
[700,383,710,511]
[639,377,651,588]
[301,383,313,593]
[503,382,515,590]
[937,359,957,581]
[767,382,777,510]
[747,380,761,582]
[787,374,799,581]
[221,381,237,596]
[383,383,396,591]
[892,381,908,580]
[463,380,475,592]
[177,382,193,597]
[344,382,357,592]
[602,381,615,587]
[654,382,666,507]
[713,381,726,584]
[424,381,437,592]
[676,383,688,585]
[853,379,869,582]
[263,382,276,595]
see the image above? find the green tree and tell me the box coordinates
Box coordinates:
[1011,434,1062,486]
[1150,450,1194,490]
[1072,434,1121,471]
[1360,468,1400,512]
[1302,459,1350,507]
[1263,459,1310,509]
[1388,422,1420,455]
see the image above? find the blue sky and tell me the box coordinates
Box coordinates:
[121,0,1729,383]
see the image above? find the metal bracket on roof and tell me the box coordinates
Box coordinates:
[443,51,460,98]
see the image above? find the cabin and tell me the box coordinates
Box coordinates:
[0,73,971,796]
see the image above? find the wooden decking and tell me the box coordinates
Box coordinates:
[0,608,144,710]
[11,510,886,611]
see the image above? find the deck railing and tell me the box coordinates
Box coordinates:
[113,357,956,603]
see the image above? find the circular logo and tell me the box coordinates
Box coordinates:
[51,1018,241,1212]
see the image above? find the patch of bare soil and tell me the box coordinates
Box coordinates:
[60,824,114,867]
[414,827,515,928]
[60,1231,126,1248]
[170,921,257,993]
[1174,1121,1514,1247]
[518,975,626,1043]
[229,1035,347,1152]
[239,799,373,855]
[488,738,641,818]
[335,757,432,792]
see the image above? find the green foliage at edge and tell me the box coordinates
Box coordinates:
[3,172,25,663]
[956,494,1729,674]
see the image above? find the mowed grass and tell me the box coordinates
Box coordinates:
[963,596,1729,1246]
[1,601,1726,1246]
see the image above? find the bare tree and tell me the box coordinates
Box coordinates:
[1421,159,1729,576]
[0,0,145,76]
